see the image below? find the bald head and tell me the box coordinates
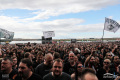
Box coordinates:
[69,53,75,62]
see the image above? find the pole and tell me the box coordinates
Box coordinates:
[102,29,105,42]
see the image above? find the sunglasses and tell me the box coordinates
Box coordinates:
[54,66,62,69]
[104,62,110,64]
[107,55,112,56]
[77,66,83,68]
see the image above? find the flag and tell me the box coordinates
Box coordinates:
[43,31,55,38]
[0,28,14,39]
[104,17,120,33]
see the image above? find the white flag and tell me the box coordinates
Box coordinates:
[0,28,14,39]
[104,17,120,33]
[43,31,55,38]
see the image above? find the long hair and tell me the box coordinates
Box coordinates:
[75,61,82,80]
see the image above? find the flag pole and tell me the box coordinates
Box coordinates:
[102,27,105,42]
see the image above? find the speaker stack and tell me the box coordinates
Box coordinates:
[42,36,52,44]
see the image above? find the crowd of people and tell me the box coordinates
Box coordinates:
[0,41,120,80]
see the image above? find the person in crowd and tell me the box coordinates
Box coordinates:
[35,53,53,78]
[99,53,104,67]
[97,59,116,80]
[78,49,86,64]
[94,56,101,72]
[71,61,84,80]
[81,68,98,80]
[104,52,113,61]
[12,52,17,57]
[84,50,97,72]
[15,58,42,80]
[74,56,78,63]
[0,57,18,80]
[63,52,76,75]
[53,52,60,60]
[112,45,119,55]
[110,55,120,71]
[24,52,32,61]
[43,58,72,80]
[12,56,18,69]
[33,51,44,68]
[115,64,120,80]
[63,49,72,63]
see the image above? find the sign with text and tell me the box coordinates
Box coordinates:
[43,31,55,38]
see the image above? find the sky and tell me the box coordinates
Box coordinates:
[0,0,120,39]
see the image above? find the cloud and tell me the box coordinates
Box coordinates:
[0,16,105,39]
[0,0,119,10]
[0,0,120,39]
[0,15,120,39]
[0,0,120,21]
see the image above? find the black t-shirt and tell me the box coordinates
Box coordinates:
[97,68,117,80]
[15,73,43,80]
[33,61,44,69]
[63,62,75,75]
[35,62,52,78]
[33,61,39,69]
[43,72,72,80]
[0,69,18,80]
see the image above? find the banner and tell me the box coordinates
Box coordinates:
[104,17,120,33]
[0,28,14,39]
[43,31,55,38]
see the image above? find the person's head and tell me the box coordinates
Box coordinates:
[112,55,119,64]
[44,53,53,66]
[36,51,44,63]
[105,52,112,60]
[1,57,13,73]
[69,53,75,62]
[89,56,95,64]
[101,49,104,53]
[12,52,16,57]
[24,52,32,60]
[12,56,17,66]
[76,61,83,73]
[99,53,103,59]
[53,52,60,60]
[103,59,111,68]
[18,58,33,79]
[95,57,99,64]
[74,56,78,63]
[52,59,63,77]
[81,68,98,80]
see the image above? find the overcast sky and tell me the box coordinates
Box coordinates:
[0,0,120,39]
